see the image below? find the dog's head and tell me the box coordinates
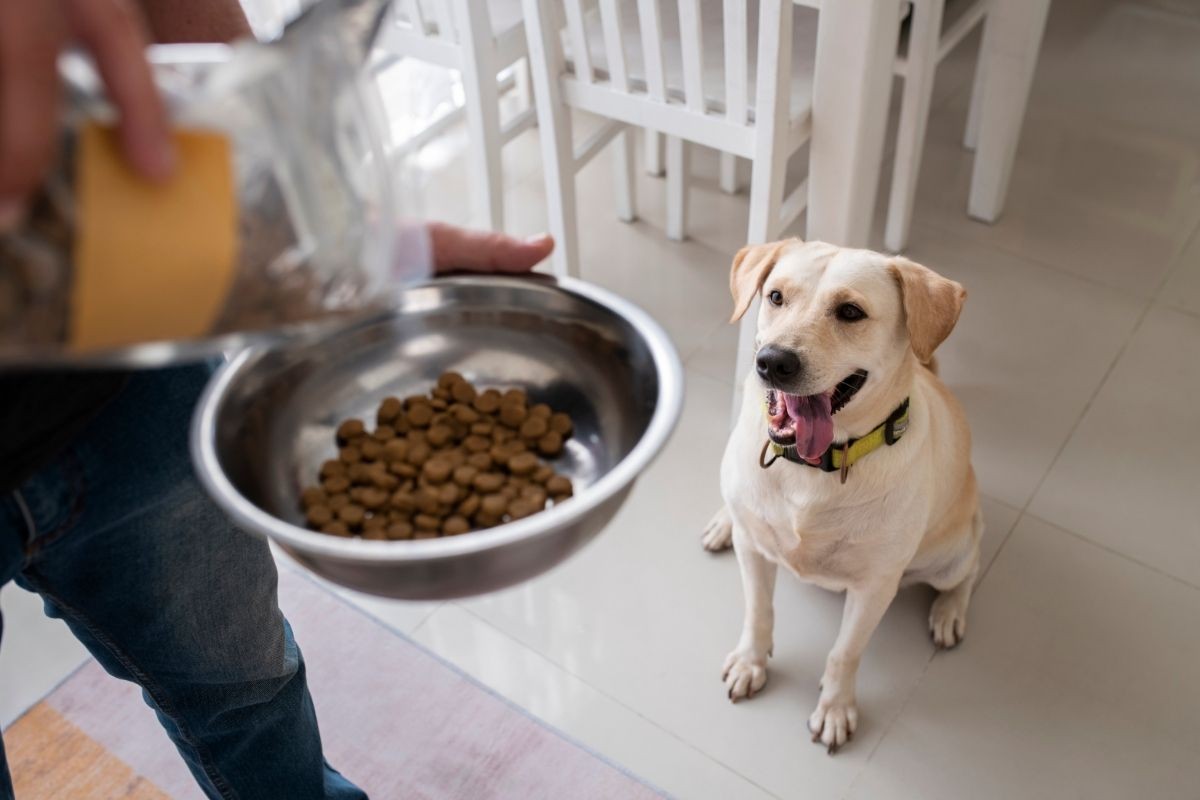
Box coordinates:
[730,238,965,462]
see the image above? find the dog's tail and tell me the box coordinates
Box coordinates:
[922,355,940,376]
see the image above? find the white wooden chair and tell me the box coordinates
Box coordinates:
[885,0,1048,253]
[523,0,814,396]
[630,0,1047,256]
[523,0,812,259]
[375,0,537,231]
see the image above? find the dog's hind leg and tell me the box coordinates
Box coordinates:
[928,507,983,649]
[701,505,734,551]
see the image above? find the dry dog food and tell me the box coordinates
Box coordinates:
[299,373,575,539]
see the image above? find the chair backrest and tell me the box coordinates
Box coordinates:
[395,0,460,43]
[524,0,793,156]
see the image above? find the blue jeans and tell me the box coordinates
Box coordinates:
[0,365,366,800]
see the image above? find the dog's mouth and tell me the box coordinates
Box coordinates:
[765,370,869,462]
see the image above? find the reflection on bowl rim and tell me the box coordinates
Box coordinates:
[190,274,684,564]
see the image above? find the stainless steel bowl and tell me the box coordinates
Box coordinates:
[191,274,683,599]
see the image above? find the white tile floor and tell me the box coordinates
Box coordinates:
[5,0,1200,796]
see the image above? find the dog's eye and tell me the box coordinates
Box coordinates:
[767,290,784,306]
[836,303,867,322]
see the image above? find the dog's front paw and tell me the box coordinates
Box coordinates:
[808,694,858,754]
[701,506,734,552]
[929,588,969,648]
[722,649,767,702]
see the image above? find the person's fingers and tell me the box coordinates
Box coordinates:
[0,0,67,215]
[68,0,174,181]
[430,222,555,274]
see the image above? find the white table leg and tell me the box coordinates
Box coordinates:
[807,0,903,246]
[968,0,1051,223]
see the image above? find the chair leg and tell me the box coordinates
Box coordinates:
[884,0,943,253]
[613,127,637,223]
[734,0,793,420]
[522,0,579,276]
[968,0,1050,223]
[456,0,505,231]
[645,129,665,176]
[719,153,740,194]
[666,137,689,241]
[734,152,788,410]
[515,56,534,115]
[964,42,986,151]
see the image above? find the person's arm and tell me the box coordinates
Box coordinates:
[137,0,252,44]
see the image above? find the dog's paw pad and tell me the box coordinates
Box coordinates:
[808,697,857,753]
[929,591,968,649]
[722,650,767,702]
[701,507,734,552]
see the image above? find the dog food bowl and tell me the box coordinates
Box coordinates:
[191,274,683,599]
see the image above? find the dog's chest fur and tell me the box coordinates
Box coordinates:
[721,408,923,591]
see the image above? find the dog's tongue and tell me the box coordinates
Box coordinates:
[784,392,835,462]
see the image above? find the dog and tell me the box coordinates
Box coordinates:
[702,238,980,753]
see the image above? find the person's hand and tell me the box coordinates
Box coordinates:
[0,0,174,229]
[429,222,554,275]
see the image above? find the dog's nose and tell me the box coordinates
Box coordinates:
[756,345,802,383]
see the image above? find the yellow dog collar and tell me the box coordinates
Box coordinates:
[760,398,910,484]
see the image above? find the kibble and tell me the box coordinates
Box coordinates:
[336,419,365,443]
[520,416,549,439]
[546,475,573,499]
[422,459,452,484]
[537,431,564,457]
[499,403,527,428]
[376,397,402,424]
[337,504,366,527]
[408,403,434,427]
[306,505,333,527]
[322,521,351,537]
[386,522,414,540]
[508,452,538,475]
[301,487,326,508]
[360,439,383,461]
[443,516,470,536]
[549,413,573,437]
[300,373,577,539]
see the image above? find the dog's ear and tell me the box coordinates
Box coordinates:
[730,240,792,322]
[888,257,967,362]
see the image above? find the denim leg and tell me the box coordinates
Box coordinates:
[8,365,365,800]
[1,467,36,799]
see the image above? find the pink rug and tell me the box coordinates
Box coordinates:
[42,566,663,799]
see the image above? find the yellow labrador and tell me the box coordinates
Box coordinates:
[703,238,980,753]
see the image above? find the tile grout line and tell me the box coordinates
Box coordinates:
[403,602,444,638]
[844,195,1200,796]
[1150,219,1200,320]
[919,190,1200,303]
[1023,510,1200,594]
[449,603,785,800]
[842,493,1025,795]
[968,286,1160,593]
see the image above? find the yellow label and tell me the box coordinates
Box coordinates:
[71,123,238,351]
